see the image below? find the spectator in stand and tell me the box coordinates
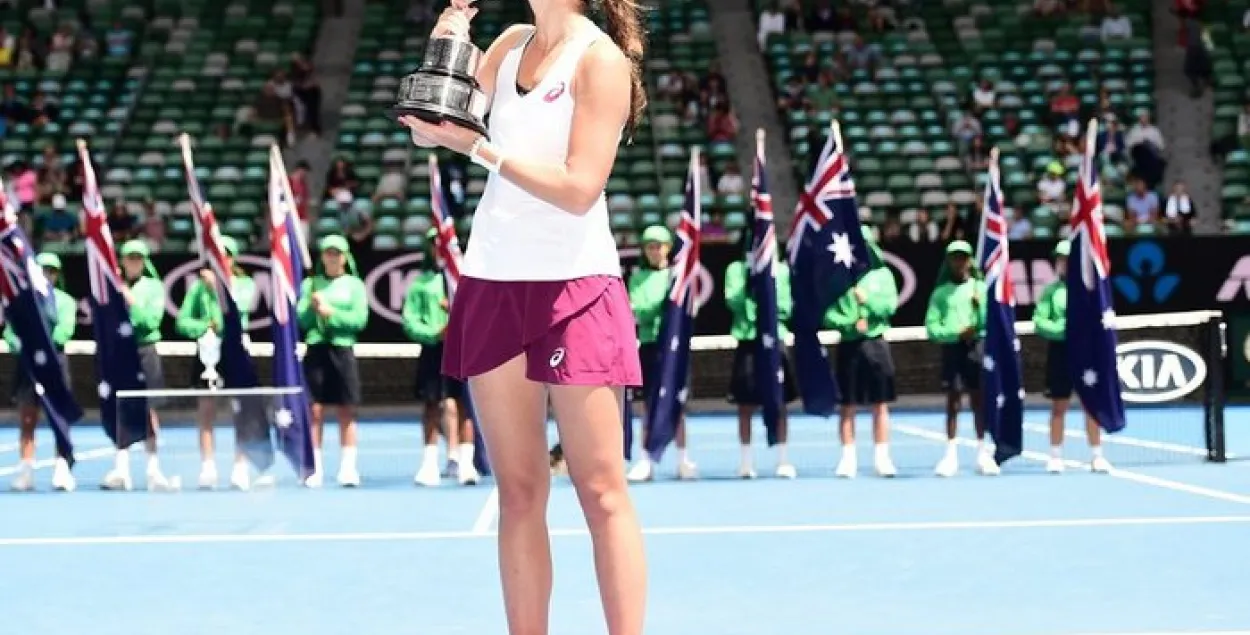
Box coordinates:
[696,152,713,191]
[1101,6,1133,40]
[290,54,323,136]
[879,214,903,246]
[966,135,989,172]
[703,209,730,243]
[1037,162,1067,205]
[8,160,36,217]
[707,103,739,142]
[942,200,980,242]
[107,199,138,242]
[324,157,359,203]
[797,50,821,83]
[757,0,787,47]
[1173,0,1203,47]
[1049,83,1080,127]
[141,207,166,254]
[1007,207,1033,240]
[1164,181,1194,235]
[1125,178,1160,230]
[251,80,287,125]
[1034,0,1064,17]
[971,79,996,114]
[36,146,66,203]
[951,110,982,149]
[809,70,839,113]
[28,91,58,127]
[0,27,14,67]
[289,160,311,239]
[346,210,375,257]
[867,2,898,33]
[106,21,132,57]
[371,167,407,203]
[843,35,880,72]
[76,28,98,60]
[1096,114,1127,168]
[905,209,941,244]
[36,194,77,244]
[1183,20,1212,98]
[807,0,839,32]
[717,161,745,196]
[777,75,808,112]
[15,28,40,71]
[45,24,74,72]
[1127,111,1166,188]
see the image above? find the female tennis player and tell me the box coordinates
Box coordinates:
[400,0,648,632]
[102,240,177,491]
[175,236,260,490]
[823,226,898,478]
[626,224,696,482]
[1031,240,1112,474]
[403,228,479,487]
[6,253,78,492]
[298,234,368,488]
[723,229,797,480]
[924,240,997,477]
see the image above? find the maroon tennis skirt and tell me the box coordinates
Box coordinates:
[442,275,643,387]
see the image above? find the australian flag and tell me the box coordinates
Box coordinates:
[749,132,785,445]
[183,137,272,471]
[1067,121,1127,433]
[0,183,81,463]
[975,152,1025,464]
[428,153,489,477]
[786,123,871,416]
[269,149,316,480]
[79,141,149,449]
[644,149,704,462]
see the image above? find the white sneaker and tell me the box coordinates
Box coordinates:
[835,451,858,479]
[337,464,361,488]
[874,454,897,478]
[10,465,34,492]
[1045,457,1065,474]
[253,473,277,489]
[147,469,181,492]
[458,462,480,486]
[1090,456,1113,473]
[737,464,758,479]
[198,464,219,490]
[676,460,698,480]
[934,452,959,478]
[304,471,323,489]
[775,463,797,479]
[413,461,440,487]
[100,468,133,491]
[976,451,1001,476]
[229,462,251,491]
[626,459,654,482]
[52,458,75,492]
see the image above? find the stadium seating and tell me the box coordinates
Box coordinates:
[1208,0,1250,230]
[759,0,1154,238]
[333,0,721,250]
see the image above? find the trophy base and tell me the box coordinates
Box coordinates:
[389,104,488,137]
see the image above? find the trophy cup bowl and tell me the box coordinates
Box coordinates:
[388,34,489,136]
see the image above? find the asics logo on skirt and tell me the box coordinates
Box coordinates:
[549,348,566,368]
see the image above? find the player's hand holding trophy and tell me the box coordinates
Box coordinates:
[389,0,488,136]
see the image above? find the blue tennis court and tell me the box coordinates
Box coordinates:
[2,405,1248,635]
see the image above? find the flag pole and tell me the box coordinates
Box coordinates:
[830,119,843,151]
[756,127,765,156]
[270,145,312,268]
[178,133,209,267]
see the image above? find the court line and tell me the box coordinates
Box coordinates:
[3,514,1249,548]
[471,487,499,534]
[0,447,115,478]
[0,442,19,453]
[1020,421,1230,459]
[893,424,1250,506]
[1055,632,1250,635]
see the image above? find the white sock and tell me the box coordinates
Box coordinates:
[1050,445,1062,458]
[458,443,475,468]
[976,439,986,456]
[874,443,889,460]
[146,454,160,475]
[776,443,789,465]
[114,448,130,472]
[19,458,34,471]
[945,440,958,456]
[679,447,690,464]
[422,444,439,467]
[202,459,216,472]
[446,444,460,465]
[313,449,323,474]
[841,443,856,458]
[341,446,358,469]
[1090,445,1103,458]
[739,445,753,468]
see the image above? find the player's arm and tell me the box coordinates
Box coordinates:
[861,269,898,320]
[175,281,211,339]
[723,261,747,315]
[325,278,370,333]
[924,286,959,343]
[52,290,78,346]
[401,281,441,344]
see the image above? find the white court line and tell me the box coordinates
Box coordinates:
[1020,422,1231,459]
[893,424,1250,506]
[2,514,1249,548]
[0,447,114,477]
[471,487,499,535]
[1057,632,1250,635]
[0,442,20,454]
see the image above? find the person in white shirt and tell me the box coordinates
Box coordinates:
[1165,181,1194,234]
[1037,163,1067,204]
[1126,112,1165,152]
[1101,8,1132,41]
[971,79,996,113]
[716,160,745,195]
[758,0,787,49]
[401,1,647,633]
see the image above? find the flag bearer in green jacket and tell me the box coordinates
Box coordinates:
[102,240,178,491]
[624,225,697,482]
[6,253,78,492]
[925,240,996,478]
[405,228,478,488]
[175,236,261,491]
[1032,240,1112,474]
[823,226,899,479]
[298,234,369,488]
[724,232,798,480]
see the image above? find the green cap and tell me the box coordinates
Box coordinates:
[319,234,350,254]
[945,240,973,256]
[219,236,240,257]
[425,227,439,241]
[1046,161,1064,176]
[1053,240,1070,257]
[35,253,62,270]
[641,225,672,245]
[860,225,877,244]
[119,239,150,258]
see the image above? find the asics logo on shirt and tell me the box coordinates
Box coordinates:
[549,347,566,368]
[543,81,566,103]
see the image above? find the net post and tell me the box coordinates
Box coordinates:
[1202,315,1227,463]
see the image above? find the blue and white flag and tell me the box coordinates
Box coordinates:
[976,151,1025,464]
[749,131,785,445]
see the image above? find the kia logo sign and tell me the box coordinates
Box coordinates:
[880,249,916,307]
[364,252,428,325]
[1116,340,1206,404]
[163,254,274,330]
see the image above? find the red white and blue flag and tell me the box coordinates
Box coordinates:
[269,149,316,479]
[643,149,705,461]
[1067,121,1127,433]
[786,123,870,416]
[428,153,489,477]
[0,181,81,462]
[976,151,1025,464]
[749,131,785,445]
[79,140,149,449]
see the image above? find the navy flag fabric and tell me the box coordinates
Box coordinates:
[748,132,785,445]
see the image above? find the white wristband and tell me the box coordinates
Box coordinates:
[469,137,504,174]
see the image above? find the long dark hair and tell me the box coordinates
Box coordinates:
[596,0,648,139]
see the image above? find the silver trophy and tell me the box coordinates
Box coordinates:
[389,29,489,136]
[198,330,224,390]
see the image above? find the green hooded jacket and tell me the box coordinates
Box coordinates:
[822,227,897,340]
[1032,241,1070,342]
[2,290,78,352]
[401,270,448,345]
[924,241,986,344]
[724,259,792,342]
[176,276,257,339]
[119,240,166,345]
[298,235,369,347]
[629,268,669,344]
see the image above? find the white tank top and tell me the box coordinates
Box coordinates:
[461,24,623,281]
